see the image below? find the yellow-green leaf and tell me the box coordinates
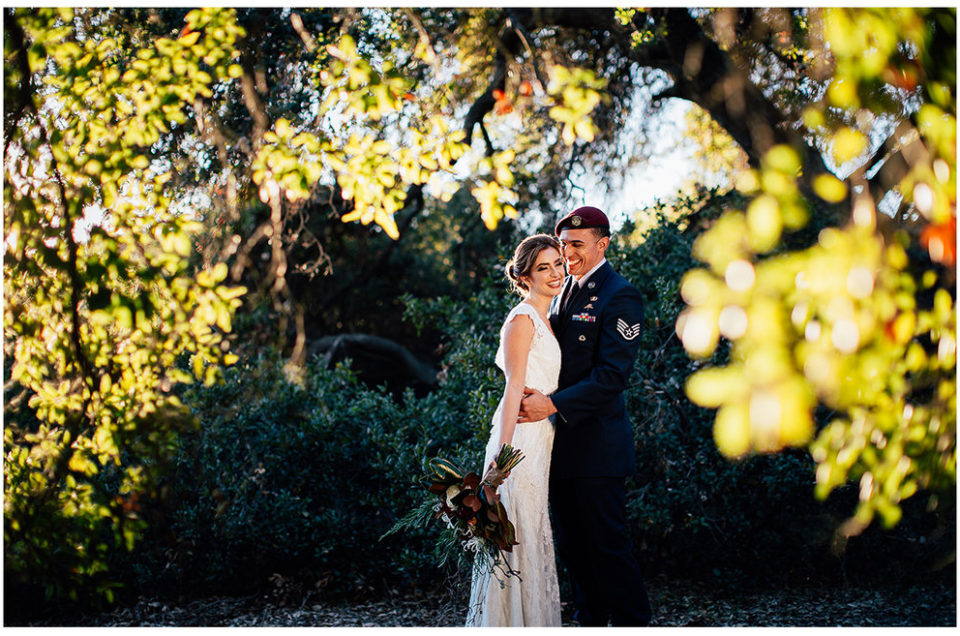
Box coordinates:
[813,174,848,203]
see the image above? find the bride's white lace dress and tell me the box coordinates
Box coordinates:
[466,302,562,627]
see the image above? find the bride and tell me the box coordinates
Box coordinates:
[466,234,564,627]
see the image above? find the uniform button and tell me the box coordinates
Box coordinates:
[578,335,586,342]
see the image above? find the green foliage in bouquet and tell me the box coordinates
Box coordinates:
[382,445,525,581]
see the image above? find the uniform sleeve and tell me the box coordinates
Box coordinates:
[551,286,644,428]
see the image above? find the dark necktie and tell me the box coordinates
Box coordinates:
[563,281,580,316]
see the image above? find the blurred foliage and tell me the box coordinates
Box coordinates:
[547,64,609,146]
[678,8,956,533]
[681,105,750,193]
[4,8,246,603]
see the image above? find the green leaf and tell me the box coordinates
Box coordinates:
[27,43,47,73]
[746,195,782,253]
[831,127,868,165]
[813,174,848,203]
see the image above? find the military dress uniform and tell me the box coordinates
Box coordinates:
[547,207,652,626]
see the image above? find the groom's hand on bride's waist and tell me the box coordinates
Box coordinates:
[517,388,557,422]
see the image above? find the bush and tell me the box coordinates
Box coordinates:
[111,254,524,602]
[113,267,518,601]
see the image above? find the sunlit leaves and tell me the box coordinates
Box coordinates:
[683,188,955,492]
[616,8,664,48]
[547,65,609,145]
[830,127,868,166]
[825,9,905,88]
[259,35,471,239]
[470,150,518,230]
[4,8,246,601]
[812,174,848,203]
[321,34,412,122]
[328,122,465,238]
[252,118,323,204]
[812,7,957,248]
[678,9,956,533]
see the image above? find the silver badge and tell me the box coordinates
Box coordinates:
[587,281,596,289]
[578,335,586,342]
[571,215,582,227]
[616,318,641,341]
[590,296,598,301]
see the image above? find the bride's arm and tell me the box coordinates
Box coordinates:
[496,313,535,447]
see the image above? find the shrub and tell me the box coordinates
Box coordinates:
[114,278,515,600]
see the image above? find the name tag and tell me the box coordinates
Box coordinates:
[572,313,596,323]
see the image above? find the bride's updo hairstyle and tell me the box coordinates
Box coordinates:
[505,233,562,296]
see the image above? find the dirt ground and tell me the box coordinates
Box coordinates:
[31,576,956,627]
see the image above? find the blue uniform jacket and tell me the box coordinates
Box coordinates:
[548,261,644,478]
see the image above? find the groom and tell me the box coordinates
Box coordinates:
[519,206,651,626]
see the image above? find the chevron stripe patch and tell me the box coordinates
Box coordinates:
[616,318,641,341]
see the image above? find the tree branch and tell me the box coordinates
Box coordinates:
[478,121,495,157]
[3,11,34,160]
[236,11,270,150]
[506,8,548,92]
[459,13,532,156]
[642,8,837,211]
[403,8,440,70]
[460,55,507,155]
[873,121,928,193]
[651,84,683,104]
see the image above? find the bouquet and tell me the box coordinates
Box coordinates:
[382,444,525,580]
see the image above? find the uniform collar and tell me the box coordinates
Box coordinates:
[574,258,607,287]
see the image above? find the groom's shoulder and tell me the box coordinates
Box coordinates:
[603,265,640,298]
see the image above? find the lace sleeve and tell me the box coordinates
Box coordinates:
[495,304,542,370]
[505,303,546,340]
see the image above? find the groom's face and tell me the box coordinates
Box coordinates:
[559,228,608,278]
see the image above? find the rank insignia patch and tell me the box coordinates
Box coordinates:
[616,318,641,340]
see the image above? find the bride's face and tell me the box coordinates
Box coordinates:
[523,247,565,298]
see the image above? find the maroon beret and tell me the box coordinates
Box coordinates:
[555,206,610,235]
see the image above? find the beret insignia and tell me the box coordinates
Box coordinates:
[571,215,582,227]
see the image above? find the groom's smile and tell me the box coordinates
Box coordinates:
[559,228,609,278]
